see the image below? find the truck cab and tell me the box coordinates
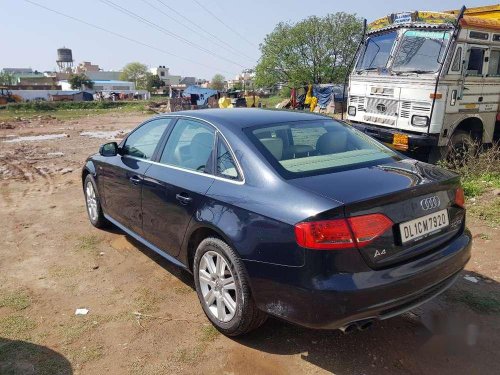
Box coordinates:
[347,6,500,162]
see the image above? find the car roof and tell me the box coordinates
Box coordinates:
[158,108,331,130]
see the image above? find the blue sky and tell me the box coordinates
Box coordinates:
[1,0,488,79]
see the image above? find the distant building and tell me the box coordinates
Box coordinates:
[227,69,255,90]
[71,61,121,81]
[2,68,34,75]
[150,66,181,86]
[180,76,196,86]
[59,79,135,91]
[85,71,122,81]
[75,61,101,73]
[1,68,59,88]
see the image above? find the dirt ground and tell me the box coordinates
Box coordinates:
[0,112,499,375]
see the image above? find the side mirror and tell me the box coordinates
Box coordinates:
[99,142,119,157]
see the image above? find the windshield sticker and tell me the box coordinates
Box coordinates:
[393,13,413,24]
[368,11,456,32]
[405,30,450,39]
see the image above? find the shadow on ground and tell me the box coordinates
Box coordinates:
[233,270,499,374]
[0,338,72,375]
[115,228,499,375]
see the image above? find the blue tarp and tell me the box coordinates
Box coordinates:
[182,85,218,106]
[312,84,346,108]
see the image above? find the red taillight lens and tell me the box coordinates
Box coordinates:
[347,214,393,247]
[455,187,465,208]
[294,219,354,250]
[294,214,393,250]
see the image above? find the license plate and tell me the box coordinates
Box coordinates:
[392,133,409,151]
[400,209,449,244]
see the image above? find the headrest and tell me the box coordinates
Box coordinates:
[316,131,348,154]
[260,138,283,160]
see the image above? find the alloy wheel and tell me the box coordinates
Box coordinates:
[198,251,237,322]
[85,181,98,222]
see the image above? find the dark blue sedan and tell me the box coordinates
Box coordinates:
[82,109,471,336]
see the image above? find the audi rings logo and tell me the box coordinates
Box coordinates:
[376,103,387,113]
[420,196,440,210]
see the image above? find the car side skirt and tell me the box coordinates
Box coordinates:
[104,213,188,270]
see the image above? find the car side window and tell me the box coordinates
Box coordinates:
[160,118,215,172]
[216,137,239,180]
[122,118,171,160]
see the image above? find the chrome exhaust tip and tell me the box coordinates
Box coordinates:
[356,319,374,331]
[339,323,357,334]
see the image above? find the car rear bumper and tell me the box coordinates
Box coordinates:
[244,229,471,329]
[351,121,439,150]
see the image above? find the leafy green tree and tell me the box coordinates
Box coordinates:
[146,73,165,92]
[210,74,225,91]
[0,72,15,85]
[68,73,94,90]
[255,13,363,88]
[232,81,243,91]
[120,62,149,90]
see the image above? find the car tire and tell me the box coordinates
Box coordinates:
[193,237,267,336]
[83,174,108,229]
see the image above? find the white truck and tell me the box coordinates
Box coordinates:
[346,5,500,162]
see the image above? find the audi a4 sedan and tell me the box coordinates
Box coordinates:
[82,109,471,336]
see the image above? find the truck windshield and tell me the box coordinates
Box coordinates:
[392,30,450,73]
[356,31,397,71]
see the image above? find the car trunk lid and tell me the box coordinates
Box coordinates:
[289,159,466,268]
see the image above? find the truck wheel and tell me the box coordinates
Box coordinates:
[428,131,475,165]
[447,131,476,164]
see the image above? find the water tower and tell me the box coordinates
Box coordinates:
[56,47,73,72]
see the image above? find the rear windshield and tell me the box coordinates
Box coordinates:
[246,119,399,178]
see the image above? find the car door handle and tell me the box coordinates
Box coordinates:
[129,175,142,185]
[176,193,192,205]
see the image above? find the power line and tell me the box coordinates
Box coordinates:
[99,0,245,69]
[140,0,254,64]
[22,0,236,76]
[192,0,256,48]
[154,0,255,61]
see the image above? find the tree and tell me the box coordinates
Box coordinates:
[120,62,149,90]
[68,73,94,90]
[210,74,225,91]
[255,13,363,88]
[146,73,165,92]
[0,72,15,85]
[232,81,243,91]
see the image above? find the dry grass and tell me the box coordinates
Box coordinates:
[439,141,500,225]
[439,141,500,197]
[0,290,31,311]
[0,315,37,339]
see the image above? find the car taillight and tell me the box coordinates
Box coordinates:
[455,187,465,208]
[347,214,393,247]
[294,219,354,249]
[294,214,393,250]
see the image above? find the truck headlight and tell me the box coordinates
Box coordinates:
[348,106,356,116]
[411,115,429,127]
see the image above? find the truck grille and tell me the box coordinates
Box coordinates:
[350,96,365,111]
[366,98,398,116]
[400,101,432,119]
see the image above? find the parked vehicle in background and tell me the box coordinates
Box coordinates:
[346,5,500,162]
[0,86,22,104]
[82,109,471,336]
